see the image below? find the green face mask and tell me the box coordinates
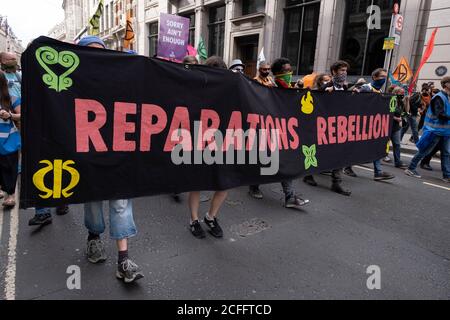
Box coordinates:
[276,72,293,86]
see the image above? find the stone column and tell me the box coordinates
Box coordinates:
[223,0,235,64]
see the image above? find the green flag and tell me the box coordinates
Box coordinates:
[197,36,208,60]
[89,0,104,36]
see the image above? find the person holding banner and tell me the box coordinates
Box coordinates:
[188,56,229,239]
[248,58,310,207]
[303,61,352,196]
[0,70,21,208]
[405,76,450,183]
[356,68,396,181]
[77,36,144,283]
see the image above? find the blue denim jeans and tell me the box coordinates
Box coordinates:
[281,180,294,200]
[84,199,137,240]
[401,115,419,143]
[409,135,450,178]
[373,159,382,175]
[391,129,402,166]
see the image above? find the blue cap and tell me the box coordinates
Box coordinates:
[78,36,106,48]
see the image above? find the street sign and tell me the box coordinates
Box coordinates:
[383,37,395,50]
[392,56,413,83]
[391,14,403,45]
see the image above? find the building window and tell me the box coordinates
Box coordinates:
[340,0,401,75]
[110,4,114,28]
[208,5,225,57]
[282,0,320,75]
[105,4,109,30]
[181,12,196,46]
[148,22,158,57]
[242,0,266,15]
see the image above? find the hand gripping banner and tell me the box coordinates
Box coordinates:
[20,37,393,207]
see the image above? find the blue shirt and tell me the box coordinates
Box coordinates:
[0,96,21,155]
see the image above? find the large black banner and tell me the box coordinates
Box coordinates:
[20,37,395,207]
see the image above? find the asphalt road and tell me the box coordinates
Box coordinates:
[1,154,449,300]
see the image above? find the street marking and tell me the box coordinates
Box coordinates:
[4,186,19,300]
[354,165,374,172]
[422,182,450,191]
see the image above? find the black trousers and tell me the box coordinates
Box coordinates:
[0,151,19,195]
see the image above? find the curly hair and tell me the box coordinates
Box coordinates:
[271,58,291,75]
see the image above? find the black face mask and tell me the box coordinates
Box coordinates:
[260,71,270,77]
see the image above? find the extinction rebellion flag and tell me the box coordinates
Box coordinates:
[20,37,395,208]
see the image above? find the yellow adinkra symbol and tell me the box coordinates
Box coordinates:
[301,91,314,114]
[33,160,80,199]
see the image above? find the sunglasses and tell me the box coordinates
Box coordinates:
[260,68,271,71]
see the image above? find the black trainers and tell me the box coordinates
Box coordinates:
[190,220,206,238]
[204,216,223,238]
[28,213,52,226]
[116,258,144,283]
[374,171,395,181]
[420,163,433,171]
[56,205,69,215]
[285,196,310,208]
[394,162,409,169]
[331,183,351,196]
[86,238,107,264]
[248,186,263,199]
[343,167,357,177]
[303,175,318,186]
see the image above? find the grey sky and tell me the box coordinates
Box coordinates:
[0,0,64,46]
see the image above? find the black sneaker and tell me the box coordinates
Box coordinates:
[420,163,433,171]
[116,258,144,283]
[248,186,263,199]
[28,213,52,226]
[343,167,357,177]
[331,183,351,196]
[190,220,206,238]
[303,175,318,186]
[374,171,395,181]
[56,205,69,215]
[285,196,310,208]
[394,162,409,169]
[204,216,223,238]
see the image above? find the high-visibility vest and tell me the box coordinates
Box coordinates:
[424,91,450,136]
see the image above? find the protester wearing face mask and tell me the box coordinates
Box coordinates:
[0,52,21,99]
[248,57,309,208]
[303,61,352,196]
[313,73,331,90]
[229,59,245,74]
[357,68,395,181]
[272,58,294,88]
[254,61,275,87]
[322,60,349,92]
[405,76,450,183]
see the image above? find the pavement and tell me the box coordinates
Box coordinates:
[0,155,449,300]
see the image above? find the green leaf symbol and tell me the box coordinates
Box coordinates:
[389,96,397,113]
[302,144,318,170]
[35,46,80,92]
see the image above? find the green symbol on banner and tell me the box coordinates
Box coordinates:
[35,46,80,92]
[302,144,318,170]
[389,96,397,113]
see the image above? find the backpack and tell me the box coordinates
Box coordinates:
[409,92,422,115]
